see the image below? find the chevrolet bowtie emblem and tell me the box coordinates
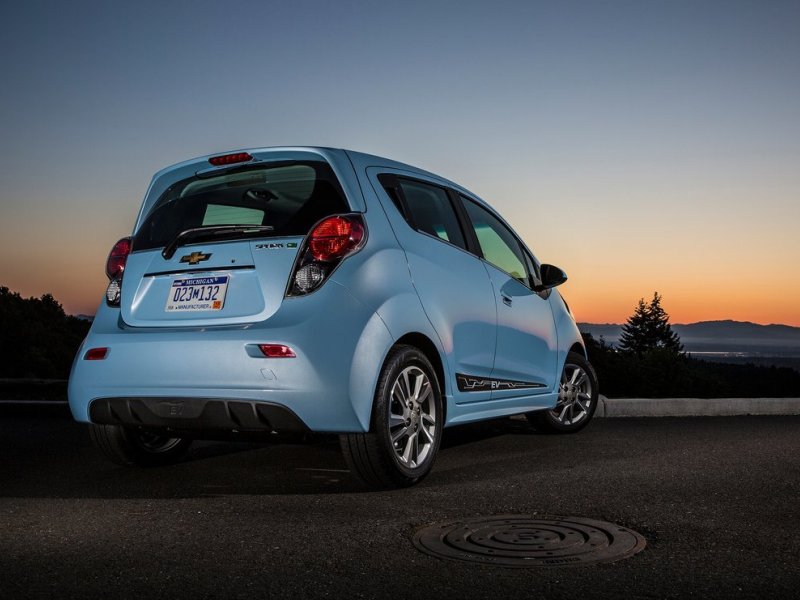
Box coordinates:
[180,251,211,265]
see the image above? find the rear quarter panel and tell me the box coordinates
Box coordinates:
[549,289,586,369]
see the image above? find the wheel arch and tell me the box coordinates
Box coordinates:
[369,332,449,429]
[394,332,448,399]
[548,290,588,378]
[569,341,587,359]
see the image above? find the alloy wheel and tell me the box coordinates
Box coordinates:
[388,366,437,469]
[550,363,593,426]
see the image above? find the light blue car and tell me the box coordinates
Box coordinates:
[69,147,598,487]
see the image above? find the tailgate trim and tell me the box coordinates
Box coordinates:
[144,264,254,278]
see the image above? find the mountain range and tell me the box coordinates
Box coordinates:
[578,320,800,355]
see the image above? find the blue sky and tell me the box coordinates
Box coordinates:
[1,0,799,323]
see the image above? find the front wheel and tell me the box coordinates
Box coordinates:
[89,424,191,467]
[340,345,443,488]
[527,351,598,433]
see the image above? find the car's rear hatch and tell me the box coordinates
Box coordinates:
[120,154,353,328]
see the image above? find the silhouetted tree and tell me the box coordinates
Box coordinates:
[581,330,800,398]
[647,292,683,354]
[0,286,91,379]
[618,298,650,353]
[618,292,683,355]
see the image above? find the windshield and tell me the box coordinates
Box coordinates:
[133,161,349,251]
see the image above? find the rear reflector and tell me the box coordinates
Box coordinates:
[258,344,296,358]
[84,347,108,360]
[208,152,253,166]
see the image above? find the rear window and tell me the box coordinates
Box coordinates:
[133,161,349,251]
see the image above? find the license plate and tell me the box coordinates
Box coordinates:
[165,276,228,312]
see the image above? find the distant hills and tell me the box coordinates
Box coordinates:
[579,320,800,355]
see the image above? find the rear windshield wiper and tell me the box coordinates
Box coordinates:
[162,226,275,260]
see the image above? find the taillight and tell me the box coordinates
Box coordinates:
[308,216,364,261]
[208,152,253,166]
[105,237,131,307]
[287,214,366,297]
[106,237,132,279]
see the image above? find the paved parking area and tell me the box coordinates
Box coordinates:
[1,407,798,599]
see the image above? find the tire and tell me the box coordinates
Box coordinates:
[340,345,443,488]
[527,351,598,434]
[88,424,191,467]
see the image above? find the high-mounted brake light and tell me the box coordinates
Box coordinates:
[106,237,132,280]
[287,214,366,297]
[208,152,253,166]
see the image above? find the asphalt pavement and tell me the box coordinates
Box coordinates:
[1,405,799,599]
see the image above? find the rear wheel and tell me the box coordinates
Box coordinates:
[527,351,598,433]
[89,424,191,467]
[340,345,443,488]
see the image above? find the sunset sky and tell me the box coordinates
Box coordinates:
[1,1,798,325]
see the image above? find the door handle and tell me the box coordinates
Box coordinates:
[501,294,512,307]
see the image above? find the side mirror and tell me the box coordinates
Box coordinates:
[534,264,567,291]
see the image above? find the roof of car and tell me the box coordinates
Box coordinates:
[152,146,439,180]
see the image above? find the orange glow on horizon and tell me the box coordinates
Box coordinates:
[562,280,800,327]
[3,273,799,328]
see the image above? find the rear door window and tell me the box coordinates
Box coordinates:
[133,161,348,251]
[388,179,468,250]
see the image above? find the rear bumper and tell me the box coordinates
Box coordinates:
[68,281,394,433]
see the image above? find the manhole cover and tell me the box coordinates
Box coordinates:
[413,515,646,567]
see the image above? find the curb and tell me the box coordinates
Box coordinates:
[3,398,800,418]
[0,399,67,405]
[597,396,800,418]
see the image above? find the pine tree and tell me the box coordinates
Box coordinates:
[618,292,683,355]
[618,298,651,353]
[647,292,683,354]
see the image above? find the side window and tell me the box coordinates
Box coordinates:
[461,197,529,284]
[389,179,468,250]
